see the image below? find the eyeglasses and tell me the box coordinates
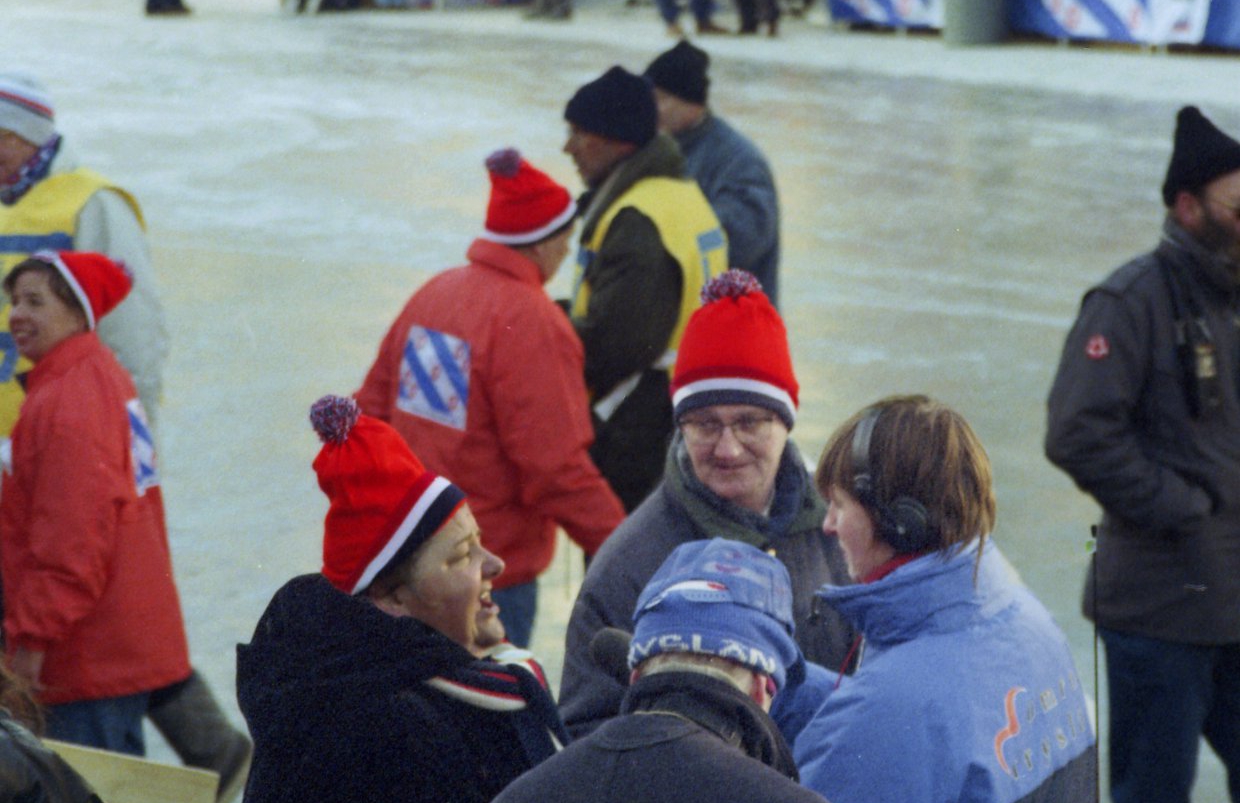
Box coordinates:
[678,413,777,446]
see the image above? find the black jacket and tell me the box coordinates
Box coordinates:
[496,672,826,803]
[236,574,557,803]
[573,134,690,511]
[1046,219,1240,643]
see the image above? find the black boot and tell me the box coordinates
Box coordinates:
[146,0,193,14]
[147,671,253,803]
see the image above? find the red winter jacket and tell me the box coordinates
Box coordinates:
[1,333,190,705]
[357,239,625,588]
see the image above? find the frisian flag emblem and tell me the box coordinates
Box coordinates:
[397,325,470,431]
[127,399,158,495]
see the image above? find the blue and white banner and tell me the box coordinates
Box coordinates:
[396,325,470,431]
[828,0,1236,47]
[128,398,159,495]
[828,0,943,27]
[1010,0,1209,44]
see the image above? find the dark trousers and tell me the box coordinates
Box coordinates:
[47,692,150,756]
[1101,627,1240,802]
[493,580,538,649]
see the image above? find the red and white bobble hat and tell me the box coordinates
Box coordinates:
[482,148,576,246]
[29,250,131,330]
[670,270,798,428]
[310,395,467,595]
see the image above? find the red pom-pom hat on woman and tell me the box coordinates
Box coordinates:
[310,395,466,595]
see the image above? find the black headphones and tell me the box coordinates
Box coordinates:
[850,406,936,554]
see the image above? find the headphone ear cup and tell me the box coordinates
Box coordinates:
[881,496,933,554]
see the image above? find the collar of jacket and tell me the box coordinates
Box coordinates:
[664,433,825,550]
[1159,215,1240,297]
[578,134,686,241]
[621,670,799,779]
[25,331,99,389]
[464,238,544,288]
[818,539,1016,648]
[236,574,477,729]
[673,111,716,155]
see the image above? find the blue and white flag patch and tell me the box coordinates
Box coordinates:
[128,399,159,495]
[397,325,470,431]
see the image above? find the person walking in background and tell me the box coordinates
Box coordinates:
[562,65,727,512]
[1046,105,1240,803]
[356,148,625,648]
[559,270,853,738]
[645,41,781,306]
[237,395,568,803]
[0,72,250,802]
[655,0,728,37]
[1,251,189,757]
[796,395,1097,802]
[496,539,826,803]
[145,0,192,14]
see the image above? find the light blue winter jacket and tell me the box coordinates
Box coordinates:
[793,541,1098,803]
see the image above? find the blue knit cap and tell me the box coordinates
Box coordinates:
[629,538,802,691]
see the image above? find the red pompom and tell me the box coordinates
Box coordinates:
[700,269,763,305]
[485,148,522,179]
[310,395,360,445]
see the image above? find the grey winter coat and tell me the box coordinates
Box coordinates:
[558,437,854,737]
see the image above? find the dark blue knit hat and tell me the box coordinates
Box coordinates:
[629,538,802,691]
[564,66,657,147]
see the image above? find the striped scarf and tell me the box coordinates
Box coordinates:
[426,643,569,763]
[1,134,60,206]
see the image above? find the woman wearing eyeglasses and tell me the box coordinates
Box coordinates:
[558,270,855,741]
[794,395,1097,803]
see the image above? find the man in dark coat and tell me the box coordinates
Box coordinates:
[562,65,728,512]
[495,539,827,803]
[1046,106,1240,803]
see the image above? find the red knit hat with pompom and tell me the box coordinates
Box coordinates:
[670,270,798,428]
[311,395,466,594]
[29,250,131,331]
[483,148,576,246]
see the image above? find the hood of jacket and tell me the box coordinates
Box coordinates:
[817,540,1019,648]
[620,670,799,779]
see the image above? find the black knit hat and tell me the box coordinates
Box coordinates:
[564,66,657,147]
[645,40,710,105]
[1162,106,1240,207]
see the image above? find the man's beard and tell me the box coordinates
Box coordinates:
[1196,204,1240,269]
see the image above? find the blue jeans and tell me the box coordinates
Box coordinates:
[1100,627,1240,803]
[654,0,715,25]
[46,692,150,756]
[493,580,538,649]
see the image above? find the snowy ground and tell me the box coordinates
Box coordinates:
[4,0,1240,797]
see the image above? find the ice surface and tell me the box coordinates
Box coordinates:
[3,0,1237,796]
